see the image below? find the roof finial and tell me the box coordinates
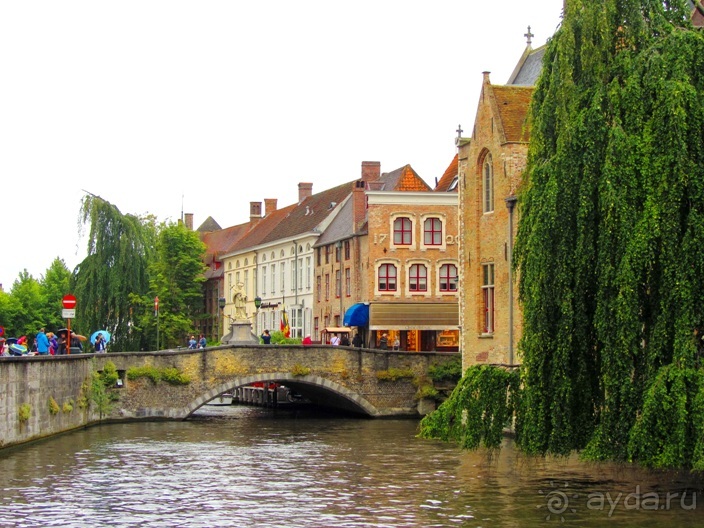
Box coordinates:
[524,25,534,45]
[456,124,463,140]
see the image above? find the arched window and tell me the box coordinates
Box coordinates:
[423,218,442,246]
[439,264,458,292]
[378,264,397,292]
[393,217,412,245]
[483,154,494,213]
[408,264,427,292]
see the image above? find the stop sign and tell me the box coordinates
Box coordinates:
[62,294,77,309]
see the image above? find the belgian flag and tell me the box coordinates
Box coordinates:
[280,309,290,338]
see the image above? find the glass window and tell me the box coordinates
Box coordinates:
[325,274,330,300]
[271,264,276,294]
[424,218,442,246]
[482,263,495,333]
[439,264,458,292]
[335,270,341,298]
[393,217,412,245]
[345,268,351,296]
[317,275,321,302]
[378,264,397,292]
[483,155,494,213]
[344,240,350,260]
[409,264,427,292]
[262,266,267,294]
[280,262,285,292]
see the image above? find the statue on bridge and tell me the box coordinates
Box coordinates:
[233,282,247,320]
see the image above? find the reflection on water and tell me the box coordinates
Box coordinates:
[0,405,702,527]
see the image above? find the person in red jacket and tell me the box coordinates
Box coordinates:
[302,334,312,346]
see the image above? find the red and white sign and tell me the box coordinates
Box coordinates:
[62,294,77,309]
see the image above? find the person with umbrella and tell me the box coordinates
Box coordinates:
[94,332,106,353]
[90,330,111,353]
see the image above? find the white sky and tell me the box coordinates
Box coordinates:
[0,0,563,288]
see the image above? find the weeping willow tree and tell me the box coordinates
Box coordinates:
[514,0,704,468]
[422,0,704,469]
[72,194,156,351]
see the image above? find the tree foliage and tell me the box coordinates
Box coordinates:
[421,0,704,470]
[131,222,207,349]
[513,0,704,466]
[72,194,156,351]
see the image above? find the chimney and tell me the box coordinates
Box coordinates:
[353,180,366,234]
[298,182,313,202]
[250,201,262,227]
[184,213,194,231]
[361,161,380,182]
[264,198,278,216]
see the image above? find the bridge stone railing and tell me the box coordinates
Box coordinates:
[0,345,458,450]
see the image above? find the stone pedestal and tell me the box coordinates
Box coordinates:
[222,320,258,344]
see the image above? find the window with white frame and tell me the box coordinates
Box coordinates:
[408,263,427,292]
[306,256,312,289]
[290,261,295,291]
[483,154,494,213]
[482,263,494,333]
[378,263,397,292]
[271,263,276,294]
[262,266,267,295]
[280,262,285,292]
[393,217,412,245]
[423,218,443,246]
[439,263,458,292]
[298,258,303,290]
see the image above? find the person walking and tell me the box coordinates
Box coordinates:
[302,334,312,346]
[36,327,50,355]
[379,333,388,350]
[330,333,341,346]
[260,330,271,344]
[340,334,350,346]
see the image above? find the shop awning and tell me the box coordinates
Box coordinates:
[343,303,369,327]
[369,302,458,330]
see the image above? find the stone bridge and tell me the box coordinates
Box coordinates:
[0,345,459,450]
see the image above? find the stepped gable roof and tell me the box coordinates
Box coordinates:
[196,216,222,233]
[201,222,250,267]
[434,154,458,192]
[227,202,297,253]
[378,164,432,192]
[492,85,534,143]
[259,181,354,244]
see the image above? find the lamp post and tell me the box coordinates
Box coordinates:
[505,195,517,366]
[218,297,226,342]
[254,296,262,336]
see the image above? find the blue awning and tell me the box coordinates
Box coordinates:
[343,303,369,327]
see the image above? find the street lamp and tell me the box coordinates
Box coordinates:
[254,296,262,335]
[218,297,226,342]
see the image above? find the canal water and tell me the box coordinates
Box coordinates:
[0,405,702,527]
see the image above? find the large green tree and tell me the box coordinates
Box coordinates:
[514,0,704,467]
[131,222,206,349]
[421,0,704,470]
[72,194,156,351]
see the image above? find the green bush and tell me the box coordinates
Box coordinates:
[376,368,415,381]
[428,356,462,382]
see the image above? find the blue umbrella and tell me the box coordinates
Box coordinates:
[90,330,111,345]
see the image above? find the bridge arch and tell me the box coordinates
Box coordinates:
[185,372,382,417]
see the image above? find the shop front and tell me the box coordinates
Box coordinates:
[368,302,459,352]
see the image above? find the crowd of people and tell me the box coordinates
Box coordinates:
[1,327,109,356]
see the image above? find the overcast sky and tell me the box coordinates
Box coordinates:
[0,0,563,288]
